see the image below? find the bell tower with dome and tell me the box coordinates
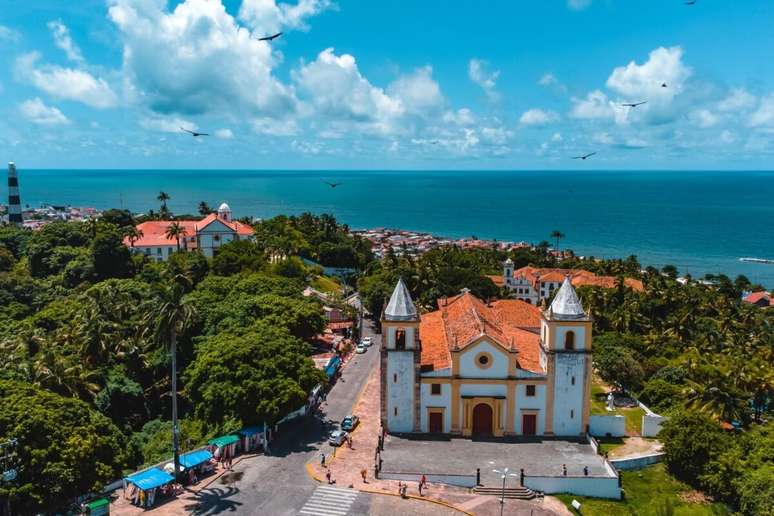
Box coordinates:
[217,202,232,222]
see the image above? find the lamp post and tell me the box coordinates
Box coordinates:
[492,467,519,516]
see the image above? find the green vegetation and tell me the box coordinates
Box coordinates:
[557,463,730,515]
[0,210,366,512]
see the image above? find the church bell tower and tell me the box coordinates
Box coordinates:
[380,278,421,434]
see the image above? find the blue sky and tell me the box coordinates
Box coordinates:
[1,0,774,169]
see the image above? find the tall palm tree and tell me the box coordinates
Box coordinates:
[550,230,565,251]
[157,191,171,217]
[125,226,144,248]
[144,274,197,483]
[165,222,188,252]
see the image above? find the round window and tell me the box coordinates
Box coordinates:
[478,355,489,365]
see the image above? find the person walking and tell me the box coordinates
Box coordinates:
[326,470,334,484]
[321,453,326,468]
[562,464,567,476]
[360,468,368,483]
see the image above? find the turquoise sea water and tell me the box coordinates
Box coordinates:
[8,169,774,288]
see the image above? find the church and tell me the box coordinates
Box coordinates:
[380,277,592,438]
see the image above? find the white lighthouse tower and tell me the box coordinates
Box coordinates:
[380,278,421,433]
[7,162,22,226]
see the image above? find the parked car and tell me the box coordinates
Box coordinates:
[328,430,348,446]
[341,415,360,431]
[356,343,367,354]
[361,337,373,347]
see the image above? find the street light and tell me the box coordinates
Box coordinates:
[492,467,519,516]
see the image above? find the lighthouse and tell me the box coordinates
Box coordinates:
[7,162,22,226]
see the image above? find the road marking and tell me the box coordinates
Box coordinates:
[300,486,359,516]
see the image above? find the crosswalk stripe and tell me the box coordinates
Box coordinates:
[312,492,357,501]
[305,499,349,508]
[300,507,348,516]
[315,486,358,496]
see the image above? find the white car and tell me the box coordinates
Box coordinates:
[356,343,367,354]
[361,337,373,347]
[328,430,348,446]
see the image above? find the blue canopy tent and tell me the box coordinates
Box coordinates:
[124,468,174,491]
[179,449,213,470]
[239,423,268,452]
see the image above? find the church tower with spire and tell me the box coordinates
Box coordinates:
[541,276,592,437]
[380,278,421,433]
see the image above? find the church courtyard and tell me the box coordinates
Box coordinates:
[380,434,611,487]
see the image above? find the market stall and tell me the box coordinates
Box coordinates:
[207,434,240,463]
[238,425,268,453]
[179,449,214,483]
[123,468,175,509]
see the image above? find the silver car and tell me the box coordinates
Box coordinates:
[328,430,348,446]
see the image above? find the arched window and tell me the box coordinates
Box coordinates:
[564,331,575,350]
[395,329,406,350]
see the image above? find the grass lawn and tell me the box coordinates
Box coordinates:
[596,436,625,455]
[557,464,730,516]
[591,381,645,435]
[312,275,341,294]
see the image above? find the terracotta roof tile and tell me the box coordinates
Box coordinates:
[124,215,254,248]
[513,266,643,292]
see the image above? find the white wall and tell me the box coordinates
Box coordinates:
[523,475,621,499]
[610,453,664,471]
[459,383,507,398]
[515,383,546,435]
[589,415,625,437]
[459,340,509,378]
[642,414,667,437]
[420,383,451,433]
[552,353,586,436]
[386,351,415,432]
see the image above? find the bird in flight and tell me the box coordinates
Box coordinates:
[257,32,283,41]
[621,101,648,108]
[180,127,209,137]
[684,1,697,5]
[572,152,596,160]
[323,181,343,188]
[661,82,668,88]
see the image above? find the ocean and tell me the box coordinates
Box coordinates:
[8,169,774,288]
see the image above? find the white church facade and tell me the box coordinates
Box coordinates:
[380,277,592,438]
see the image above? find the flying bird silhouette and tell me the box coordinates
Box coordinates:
[257,32,283,41]
[661,83,668,88]
[323,181,343,188]
[180,127,209,137]
[572,152,596,160]
[621,101,648,108]
[684,1,697,5]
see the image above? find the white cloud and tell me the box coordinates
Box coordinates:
[567,0,591,10]
[689,109,718,128]
[606,46,691,102]
[538,72,567,94]
[717,88,756,112]
[140,116,196,133]
[291,139,322,154]
[109,0,295,117]
[15,52,118,108]
[215,128,234,139]
[19,98,70,126]
[570,90,616,119]
[251,117,299,136]
[749,94,774,127]
[387,66,443,114]
[47,20,84,63]
[551,132,563,142]
[480,126,513,145]
[468,59,500,102]
[720,130,736,144]
[0,25,20,42]
[294,48,403,134]
[519,108,560,126]
[442,108,475,126]
[593,131,649,149]
[239,0,332,36]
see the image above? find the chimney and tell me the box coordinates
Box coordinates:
[7,162,22,226]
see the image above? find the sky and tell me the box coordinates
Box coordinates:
[1,0,774,170]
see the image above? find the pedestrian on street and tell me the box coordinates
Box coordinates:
[584,466,589,476]
[360,468,368,483]
[348,436,353,449]
[326,470,335,484]
[321,453,326,468]
[418,481,423,496]
[562,464,567,476]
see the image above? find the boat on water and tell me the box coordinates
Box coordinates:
[739,257,774,265]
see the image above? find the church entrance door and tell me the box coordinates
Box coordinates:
[429,412,443,433]
[472,403,493,436]
[522,414,537,436]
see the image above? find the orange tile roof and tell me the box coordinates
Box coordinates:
[513,266,643,292]
[743,291,772,305]
[419,291,543,374]
[488,275,505,287]
[124,215,254,248]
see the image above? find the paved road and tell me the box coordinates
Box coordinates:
[189,320,382,516]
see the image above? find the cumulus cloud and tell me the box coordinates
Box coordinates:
[47,20,84,63]
[593,131,649,149]
[15,52,118,108]
[19,98,70,125]
[749,94,774,127]
[140,116,196,133]
[239,0,333,36]
[606,46,691,103]
[442,108,475,126]
[519,108,559,126]
[0,25,19,42]
[689,109,718,128]
[387,66,444,114]
[215,128,234,139]
[538,72,567,94]
[717,88,756,112]
[109,0,295,117]
[294,48,403,134]
[468,59,500,101]
[570,90,616,120]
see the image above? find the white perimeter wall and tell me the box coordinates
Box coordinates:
[552,353,586,436]
[420,382,451,433]
[589,415,626,437]
[642,414,667,437]
[386,351,415,432]
[459,340,509,378]
[523,476,621,499]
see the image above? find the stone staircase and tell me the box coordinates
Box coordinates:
[473,485,537,500]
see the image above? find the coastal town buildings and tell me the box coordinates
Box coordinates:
[743,291,773,308]
[496,262,644,305]
[380,277,592,437]
[125,202,254,261]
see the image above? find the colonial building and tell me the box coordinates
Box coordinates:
[125,203,254,261]
[380,277,592,438]
[498,262,643,304]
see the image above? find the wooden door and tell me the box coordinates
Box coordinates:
[522,414,537,436]
[429,412,443,433]
[472,404,493,436]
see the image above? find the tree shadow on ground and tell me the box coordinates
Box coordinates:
[184,485,243,515]
[266,413,338,458]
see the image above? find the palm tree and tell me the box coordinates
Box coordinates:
[165,222,188,252]
[144,274,197,483]
[197,201,212,216]
[550,230,565,251]
[157,191,171,216]
[125,226,144,248]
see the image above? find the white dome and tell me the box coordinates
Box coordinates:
[217,202,231,212]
